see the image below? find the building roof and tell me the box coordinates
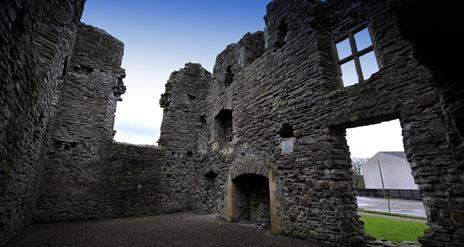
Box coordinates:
[378,151,406,160]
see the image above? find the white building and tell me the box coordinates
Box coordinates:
[362,151,418,190]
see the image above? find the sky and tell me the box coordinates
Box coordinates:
[81,1,404,158]
[337,27,379,86]
[81,0,271,145]
[346,120,404,158]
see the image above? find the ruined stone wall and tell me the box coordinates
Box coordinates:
[33,23,124,222]
[1,0,462,246]
[188,31,267,214]
[159,63,212,212]
[34,141,166,222]
[0,0,84,244]
[395,1,464,245]
[101,143,166,217]
[32,24,167,223]
[164,0,463,246]
[1,9,210,236]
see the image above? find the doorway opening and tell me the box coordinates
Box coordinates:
[345,119,427,243]
[233,174,270,224]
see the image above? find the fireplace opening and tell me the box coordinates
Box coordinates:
[232,174,270,225]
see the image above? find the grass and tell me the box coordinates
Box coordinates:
[358,208,426,220]
[360,213,429,242]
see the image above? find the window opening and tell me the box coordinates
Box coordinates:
[335,26,379,86]
[274,19,288,48]
[215,109,233,148]
[278,123,294,138]
[224,65,234,86]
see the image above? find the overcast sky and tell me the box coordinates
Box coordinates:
[81,1,405,158]
[346,119,404,158]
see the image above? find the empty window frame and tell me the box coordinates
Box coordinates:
[224,65,234,86]
[335,26,379,86]
[215,109,233,148]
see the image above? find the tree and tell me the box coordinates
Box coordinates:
[352,157,368,189]
[351,157,368,176]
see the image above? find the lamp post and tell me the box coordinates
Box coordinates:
[378,159,391,213]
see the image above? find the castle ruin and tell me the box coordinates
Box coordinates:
[1,0,463,246]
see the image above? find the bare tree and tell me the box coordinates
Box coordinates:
[351,157,368,176]
[352,157,368,189]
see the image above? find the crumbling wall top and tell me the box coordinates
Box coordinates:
[71,23,125,76]
[212,32,264,84]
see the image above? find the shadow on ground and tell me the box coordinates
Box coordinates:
[7,213,312,247]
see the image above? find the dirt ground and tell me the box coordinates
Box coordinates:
[7,213,314,247]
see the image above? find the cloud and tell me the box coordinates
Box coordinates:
[346,119,404,158]
[114,132,158,145]
[114,121,160,145]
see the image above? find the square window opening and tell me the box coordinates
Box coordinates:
[335,26,380,86]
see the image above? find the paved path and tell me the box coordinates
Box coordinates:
[357,196,426,218]
[8,213,314,247]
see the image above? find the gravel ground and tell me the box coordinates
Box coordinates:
[7,213,314,247]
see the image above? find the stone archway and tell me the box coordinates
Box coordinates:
[230,174,271,223]
[225,162,281,234]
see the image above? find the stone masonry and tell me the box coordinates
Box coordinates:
[1,0,463,247]
[0,0,85,244]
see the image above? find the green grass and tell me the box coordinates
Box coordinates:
[358,208,426,220]
[360,213,428,242]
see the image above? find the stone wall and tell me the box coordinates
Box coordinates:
[395,2,464,245]
[162,0,463,246]
[33,23,123,222]
[0,0,84,244]
[1,0,463,247]
[159,63,212,213]
[32,23,169,223]
[100,143,166,217]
